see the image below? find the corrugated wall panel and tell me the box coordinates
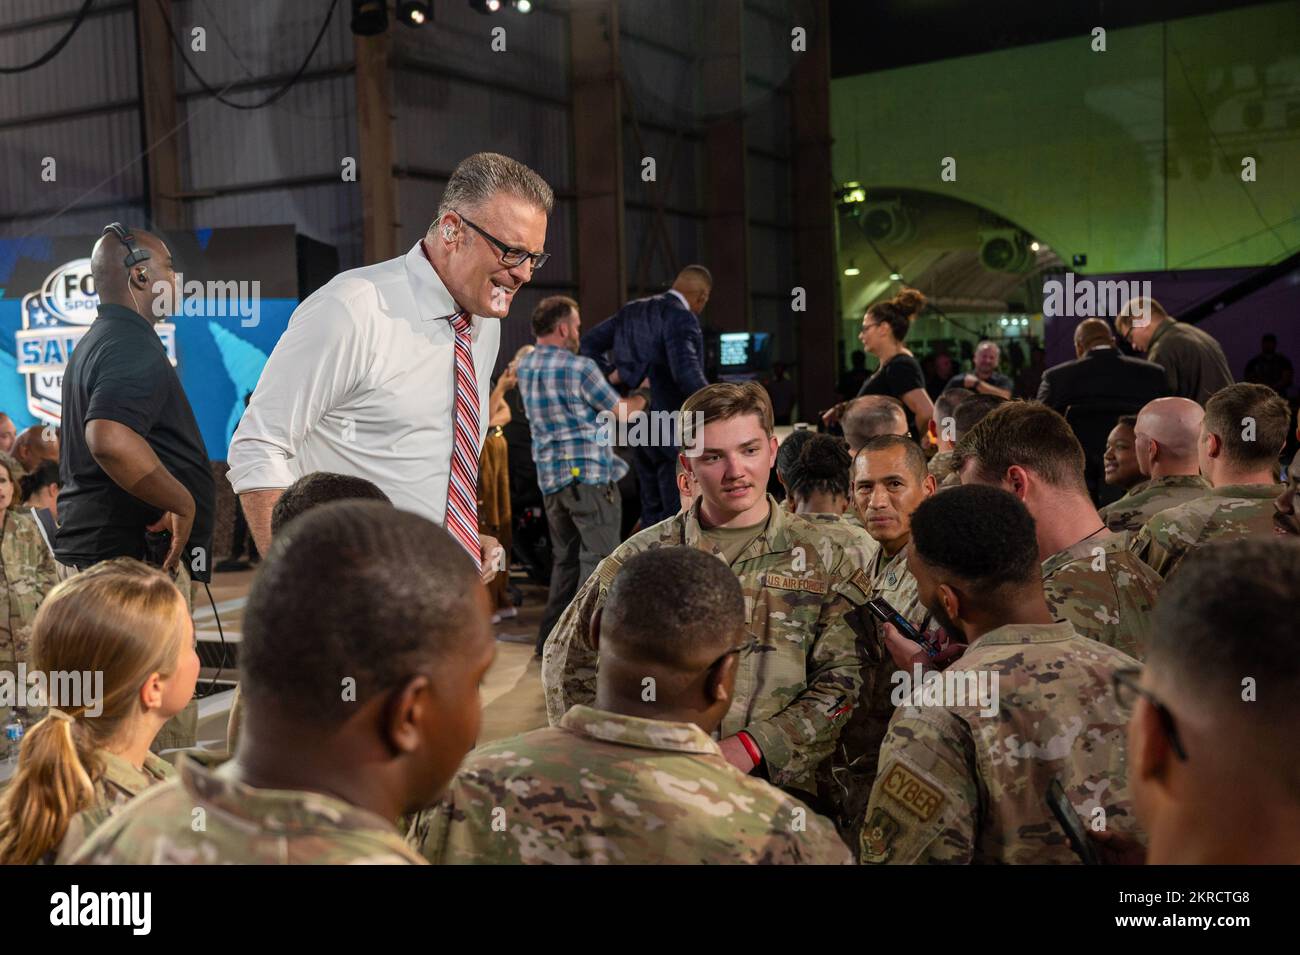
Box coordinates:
[0,5,142,236]
[391,1,569,103]
[183,75,357,190]
[394,72,571,192]
[0,7,138,121]
[170,0,354,93]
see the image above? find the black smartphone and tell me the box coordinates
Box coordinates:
[866,597,936,658]
[1047,778,1100,865]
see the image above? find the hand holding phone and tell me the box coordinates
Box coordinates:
[1046,778,1101,865]
[867,597,937,658]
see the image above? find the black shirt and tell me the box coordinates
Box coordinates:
[56,304,215,581]
[857,353,926,434]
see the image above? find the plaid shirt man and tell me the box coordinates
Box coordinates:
[516,344,629,495]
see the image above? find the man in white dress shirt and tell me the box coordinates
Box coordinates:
[228,152,553,576]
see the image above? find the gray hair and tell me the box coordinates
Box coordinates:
[433,152,554,229]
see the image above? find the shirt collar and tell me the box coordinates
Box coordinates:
[683,493,792,559]
[1210,483,1283,500]
[1040,531,1122,577]
[98,749,174,796]
[405,240,470,325]
[970,620,1076,650]
[96,302,155,332]
[559,705,721,756]
[665,289,691,311]
[1150,474,1209,489]
[1148,316,1176,347]
[177,755,406,837]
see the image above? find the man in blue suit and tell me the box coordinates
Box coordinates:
[581,266,712,527]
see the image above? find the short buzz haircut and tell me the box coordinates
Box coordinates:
[856,434,928,483]
[434,151,554,224]
[681,381,773,445]
[952,393,1006,442]
[1117,414,1138,430]
[242,501,482,724]
[842,394,908,450]
[910,485,1040,590]
[955,401,1088,493]
[530,295,578,337]
[1149,539,1300,795]
[1203,382,1290,468]
[270,472,391,536]
[934,387,973,425]
[601,547,743,667]
[677,264,713,288]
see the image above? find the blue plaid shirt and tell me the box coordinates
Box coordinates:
[516,344,629,495]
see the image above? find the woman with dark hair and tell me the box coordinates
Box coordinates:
[824,288,934,439]
[773,431,879,570]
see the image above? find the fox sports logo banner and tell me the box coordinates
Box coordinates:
[16,258,175,424]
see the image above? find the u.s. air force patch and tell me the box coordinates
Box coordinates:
[859,806,901,863]
[879,761,945,822]
[762,573,828,594]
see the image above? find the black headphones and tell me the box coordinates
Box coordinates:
[102,222,152,269]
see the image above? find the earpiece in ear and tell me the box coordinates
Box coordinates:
[443,225,455,240]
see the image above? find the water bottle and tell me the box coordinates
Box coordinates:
[3,713,23,762]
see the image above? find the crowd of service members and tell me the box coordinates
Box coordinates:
[0,343,1297,864]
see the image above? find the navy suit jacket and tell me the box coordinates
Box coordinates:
[1037,347,1169,413]
[580,292,709,417]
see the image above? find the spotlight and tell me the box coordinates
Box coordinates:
[889,272,901,281]
[351,0,388,36]
[510,0,533,11]
[1029,241,1040,252]
[398,1,432,26]
[844,265,860,277]
[469,0,502,13]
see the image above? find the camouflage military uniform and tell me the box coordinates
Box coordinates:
[409,705,853,865]
[820,545,931,842]
[1042,533,1162,659]
[542,495,874,799]
[0,510,59,727]
[928,450,959,486]
[860,621,1141,864]
[1131,483,1296,579]
[1098,474,1210,534]
[54,749,175,863]
[796,512,881,577]
[67,755,426,865]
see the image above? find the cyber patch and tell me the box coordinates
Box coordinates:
[879,762,945,822]
[859,806,901,864]
[762,573,828,595]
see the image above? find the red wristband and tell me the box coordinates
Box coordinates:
[736,731,763,768]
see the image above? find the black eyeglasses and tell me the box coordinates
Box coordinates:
[1112,667,1187,761]
[454,210,549,271]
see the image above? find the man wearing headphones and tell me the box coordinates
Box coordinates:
[56,224,215,595]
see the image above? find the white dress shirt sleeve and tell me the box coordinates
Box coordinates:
[227,289,367,494]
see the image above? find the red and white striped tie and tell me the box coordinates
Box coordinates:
[445,310,481,570]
